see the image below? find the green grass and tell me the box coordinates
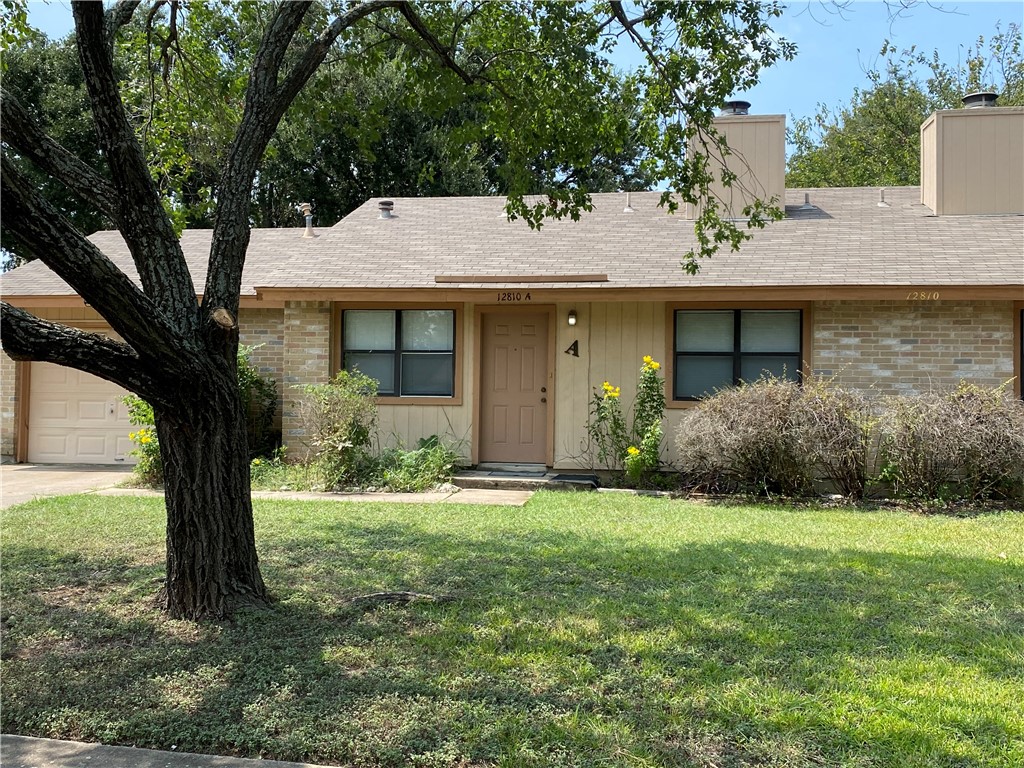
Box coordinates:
[1,492,1022,767]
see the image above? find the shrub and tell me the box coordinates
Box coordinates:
[297,369,379,488]
[125,396,161,486]
[878,382,1024,501]
[587,355,665,483]
[124,348,280,486]
[238,345,279,458]
[378,436,461,492]
[675,376,811,496]
[791,378,876,498]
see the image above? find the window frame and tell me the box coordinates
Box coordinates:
[334,303,463,405]
[665,302,812,407]
[1014,302,1023,400]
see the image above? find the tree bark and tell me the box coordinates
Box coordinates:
[157,360,269,620]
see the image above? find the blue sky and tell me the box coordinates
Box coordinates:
[24,0,1023,123]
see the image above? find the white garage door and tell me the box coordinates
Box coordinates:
[28,362,136,464]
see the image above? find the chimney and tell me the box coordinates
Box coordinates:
[920,101,1023,215]
[379,200,394,219]
[299,202,316,238]
[686,101,786,220]
[961,91,999,109]
[720,100,751,116]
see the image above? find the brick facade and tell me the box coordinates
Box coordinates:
[1,351,16,457]
[811,300,1016,396]
[238,308,285,430]
[281,301,332,458]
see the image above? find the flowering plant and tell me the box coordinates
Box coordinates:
[587,355,665,481]
[124,396,162,486]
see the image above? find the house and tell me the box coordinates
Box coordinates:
[2,101,1022,468]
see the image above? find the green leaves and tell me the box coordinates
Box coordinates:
[787,25,1024,188]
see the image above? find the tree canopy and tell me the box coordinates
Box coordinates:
[0,0,793,619]
[787,23,1024,188]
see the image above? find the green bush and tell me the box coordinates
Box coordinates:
[124,396,161,486]
[378,436,461,492]
[124,347,280,487]
[297,369,379,488]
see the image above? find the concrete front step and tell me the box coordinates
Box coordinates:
[453,470,599,491]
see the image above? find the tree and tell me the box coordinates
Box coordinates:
[787,24,1024,187]
[0,1,792,620]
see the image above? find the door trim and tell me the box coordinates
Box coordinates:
[472,304,556,466]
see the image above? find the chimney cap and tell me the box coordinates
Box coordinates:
[962,91,999,109]
[720,100,751,116]
[379,199,394,210]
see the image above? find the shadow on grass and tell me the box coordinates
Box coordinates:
[2,517,1021,768]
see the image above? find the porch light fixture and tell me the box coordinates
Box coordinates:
[568,309,577,327]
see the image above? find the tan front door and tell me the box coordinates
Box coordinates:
[479,311,549,464]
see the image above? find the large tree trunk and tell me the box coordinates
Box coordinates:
[157,367,270,620]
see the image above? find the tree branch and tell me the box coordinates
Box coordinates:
[203,0,402,311]
[397,3,475,84]
[0,88,121,225]
[0,303,166,404]
[104,0,143,50]
[72,0,197,326]
[1,154,184,365]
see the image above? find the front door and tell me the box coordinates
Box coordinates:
[479,311,549,464]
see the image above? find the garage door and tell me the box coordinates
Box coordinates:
[28,362,136,464]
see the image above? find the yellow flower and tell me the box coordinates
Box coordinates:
[626,446,640,456]
[140,436,151,444]
[602,381,612,391]
[607,387,621,398]
[650,361,661,371]
[129,432,136,440]
[643,355,653,365]
[252,459,262,466]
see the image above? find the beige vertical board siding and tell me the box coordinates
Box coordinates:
[811,300,1016,395]
[921,107,1024,215]
[685,114,786,220]
[920,114,938,211]
[375,304,474,459]
[552,301,675,470]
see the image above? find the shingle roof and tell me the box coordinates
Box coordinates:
[2,187,1022,298]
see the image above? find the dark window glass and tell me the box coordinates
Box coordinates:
[343,309,455,397]
[674,309,802,399]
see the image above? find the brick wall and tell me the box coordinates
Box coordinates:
[281,301,332,457]
[239,308,285,430]
[811,300,1016,396]
[1,351,16,458]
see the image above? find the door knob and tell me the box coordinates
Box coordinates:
[540,397,547,403]
[540,386,547,393]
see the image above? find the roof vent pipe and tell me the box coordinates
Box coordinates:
[379,199,394,219]
[720,100,751,116]
[623,191,635,213]
[799,192,814,210]
[299,202,316,238]
[962,91,999,109]
[877,188,890,208]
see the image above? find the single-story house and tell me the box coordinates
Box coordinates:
[2,103,1022,468]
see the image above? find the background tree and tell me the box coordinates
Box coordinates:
[787,23,1023,187]
[0,0,792,620]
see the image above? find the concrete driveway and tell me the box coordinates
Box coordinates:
[0,464,133,508]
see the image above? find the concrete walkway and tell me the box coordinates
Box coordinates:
[1,735,334,768]
[0,464,533,508]
[0,464,133,508]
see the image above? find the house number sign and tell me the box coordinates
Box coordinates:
[497,291,532,302]
[906,291,940,301]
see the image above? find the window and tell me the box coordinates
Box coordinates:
[673,309,802,399]
[343,309,455,397]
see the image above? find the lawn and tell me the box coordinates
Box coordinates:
[1,491,1021,768]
